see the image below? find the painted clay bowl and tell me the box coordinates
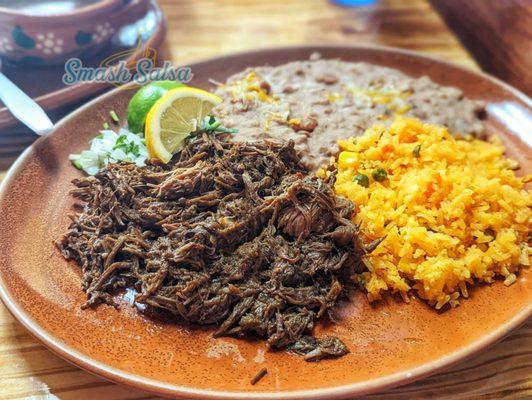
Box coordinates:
[0,0,149,65]
[0,46,530,399]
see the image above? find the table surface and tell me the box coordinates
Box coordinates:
[0,0,530,399]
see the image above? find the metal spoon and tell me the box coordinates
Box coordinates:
[0,58,54,135]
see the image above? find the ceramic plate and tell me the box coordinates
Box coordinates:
[0,46,530,400]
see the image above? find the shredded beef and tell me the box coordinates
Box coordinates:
[57,132,361,360]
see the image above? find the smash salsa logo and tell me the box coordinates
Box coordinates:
[61,38,192,88]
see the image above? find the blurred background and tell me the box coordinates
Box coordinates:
[0,0,529,170]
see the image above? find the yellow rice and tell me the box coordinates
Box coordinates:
[331,117,531,308]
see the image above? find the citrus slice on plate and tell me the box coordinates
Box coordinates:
[145,87,222,163]
[127,80,185,133]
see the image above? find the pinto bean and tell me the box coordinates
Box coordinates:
[259,81,271,94]
[298,116,318,132]
[315,74,338,85]
[283,85,297,94]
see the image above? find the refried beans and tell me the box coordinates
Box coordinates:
[213,56,486,169]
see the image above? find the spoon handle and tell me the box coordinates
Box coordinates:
[0,72,54,136]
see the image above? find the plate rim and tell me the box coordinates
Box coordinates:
[0,44,530,400]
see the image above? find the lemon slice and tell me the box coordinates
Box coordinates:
[145,87,222,162]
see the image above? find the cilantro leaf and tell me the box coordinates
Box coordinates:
[113,135,128,150]
[201,115,238,134]
[127,142,140,157]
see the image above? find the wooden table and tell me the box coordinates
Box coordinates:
[0,0,530,399]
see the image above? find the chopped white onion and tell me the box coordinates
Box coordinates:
[69,128,148,175]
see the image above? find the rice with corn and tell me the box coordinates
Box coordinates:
[331,117,531,308]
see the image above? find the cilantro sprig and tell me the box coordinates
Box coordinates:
[201,116,238,134]
[113,134,141,157]
[187,116,238,145]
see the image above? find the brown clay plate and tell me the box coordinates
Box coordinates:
[0,46,530,399]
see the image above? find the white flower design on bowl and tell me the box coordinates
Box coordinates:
[35,33,64,55]
[93,22,115,44]
[0,37,14,52]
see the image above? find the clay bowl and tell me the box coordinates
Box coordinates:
[0,0,150,65]
[0,0,167,170]
[0,46,530,399]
